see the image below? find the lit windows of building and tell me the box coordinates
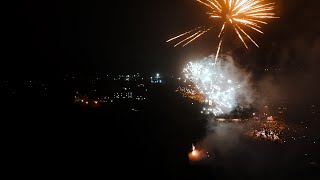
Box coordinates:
[113,92,133,99]
[151,73,163,83]
[135,95,146,101]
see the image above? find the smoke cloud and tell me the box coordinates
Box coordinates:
[253,36,320,112]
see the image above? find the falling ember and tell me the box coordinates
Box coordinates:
[167,0,278,59]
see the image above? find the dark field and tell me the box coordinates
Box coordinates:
[2,79,319,179]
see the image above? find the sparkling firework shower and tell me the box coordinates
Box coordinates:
[167,0,278,60]
[183,55,248,116]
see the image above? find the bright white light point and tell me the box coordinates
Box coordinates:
[228,80,232,83]
[191,144,198,156]
[192,150,198,156]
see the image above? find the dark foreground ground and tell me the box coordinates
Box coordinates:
[1,80,319,179]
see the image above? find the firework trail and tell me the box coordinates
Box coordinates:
[167,0,278,60]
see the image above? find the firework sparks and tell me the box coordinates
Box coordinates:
[176,86,205,103]
[246,112,304,143]
[167,0,278,59]
[183,55,243,116]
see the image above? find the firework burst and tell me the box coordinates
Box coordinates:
[183,55,242,115]
[167,0,278,60]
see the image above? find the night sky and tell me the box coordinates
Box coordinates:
[4,0,320,77]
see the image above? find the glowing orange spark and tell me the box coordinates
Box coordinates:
[167,0,278,59]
